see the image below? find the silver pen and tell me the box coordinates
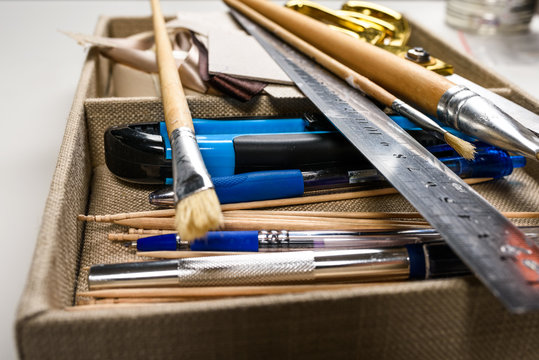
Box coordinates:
[88,242,469,290]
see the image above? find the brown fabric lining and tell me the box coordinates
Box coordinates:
[192,31,267,101]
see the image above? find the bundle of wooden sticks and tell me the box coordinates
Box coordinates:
[76,193,539,309]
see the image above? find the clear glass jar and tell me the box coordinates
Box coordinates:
[446,0,537,34]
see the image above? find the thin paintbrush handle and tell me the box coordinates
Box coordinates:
[150,0,194,137]
[233,0,454,115]
[224,0,394,107]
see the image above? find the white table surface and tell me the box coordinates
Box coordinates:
[1,1,537,358]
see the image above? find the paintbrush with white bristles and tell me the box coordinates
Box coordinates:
[150,0,223,241]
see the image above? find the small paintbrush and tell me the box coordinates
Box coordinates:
[224,0,476,160]
[150,0,222,241]
[229,0,539,160]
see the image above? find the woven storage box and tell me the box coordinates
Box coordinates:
[16,14,539,359]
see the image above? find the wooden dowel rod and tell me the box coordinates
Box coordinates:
[221,213,428,225]
[78,209,175,222]
[129,228,175,235]
[78,187,399,222]
[227,210,539,219]
[225,210,424,219]
[225,0,394,107]
[67,303,155,311]
[230,0,453,114]
[77,297,194,306]
[77,283,382,299]
[78,178,492,222]
[113,216,430,231]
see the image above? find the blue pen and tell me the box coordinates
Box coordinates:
[129,229,443,253]
[128,226,539,253]
[149,147,526,206]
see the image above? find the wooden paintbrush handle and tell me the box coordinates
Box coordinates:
[236,0,454,115]
[225,0,395,107]
[151,0,194,137]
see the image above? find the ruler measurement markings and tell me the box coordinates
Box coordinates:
[231,10,539,312]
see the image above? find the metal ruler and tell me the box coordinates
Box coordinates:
[230,9,539,313]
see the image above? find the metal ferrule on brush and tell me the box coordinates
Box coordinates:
[437,85,539,159]
[391,99,446,141]
[87,249,411,290]
[170,127,214,202]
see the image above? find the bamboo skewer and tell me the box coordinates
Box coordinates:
[113,217,430,231]
[106,210,539,241]
[129,228,175,235]
[94,208,539,233]
[78,178,492,222]
[77,186,397,222]
[150,0,222,241]
[220,212,427,225]
[225,210,425,219]
[229,214,424,227]
[77,297,195,306]
[77,283,382,300]
[224,0,476,159]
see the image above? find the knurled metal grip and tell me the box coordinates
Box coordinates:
[176,251,316,286]
[258,230,289,247]
[170,127,214,202]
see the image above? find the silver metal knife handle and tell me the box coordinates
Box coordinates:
[176,251,316,286]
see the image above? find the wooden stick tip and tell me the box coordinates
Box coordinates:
[77,214,94,221]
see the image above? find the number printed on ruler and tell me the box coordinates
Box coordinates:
[231,9,539,313]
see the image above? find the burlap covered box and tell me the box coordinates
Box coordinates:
[16,14,539,359]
